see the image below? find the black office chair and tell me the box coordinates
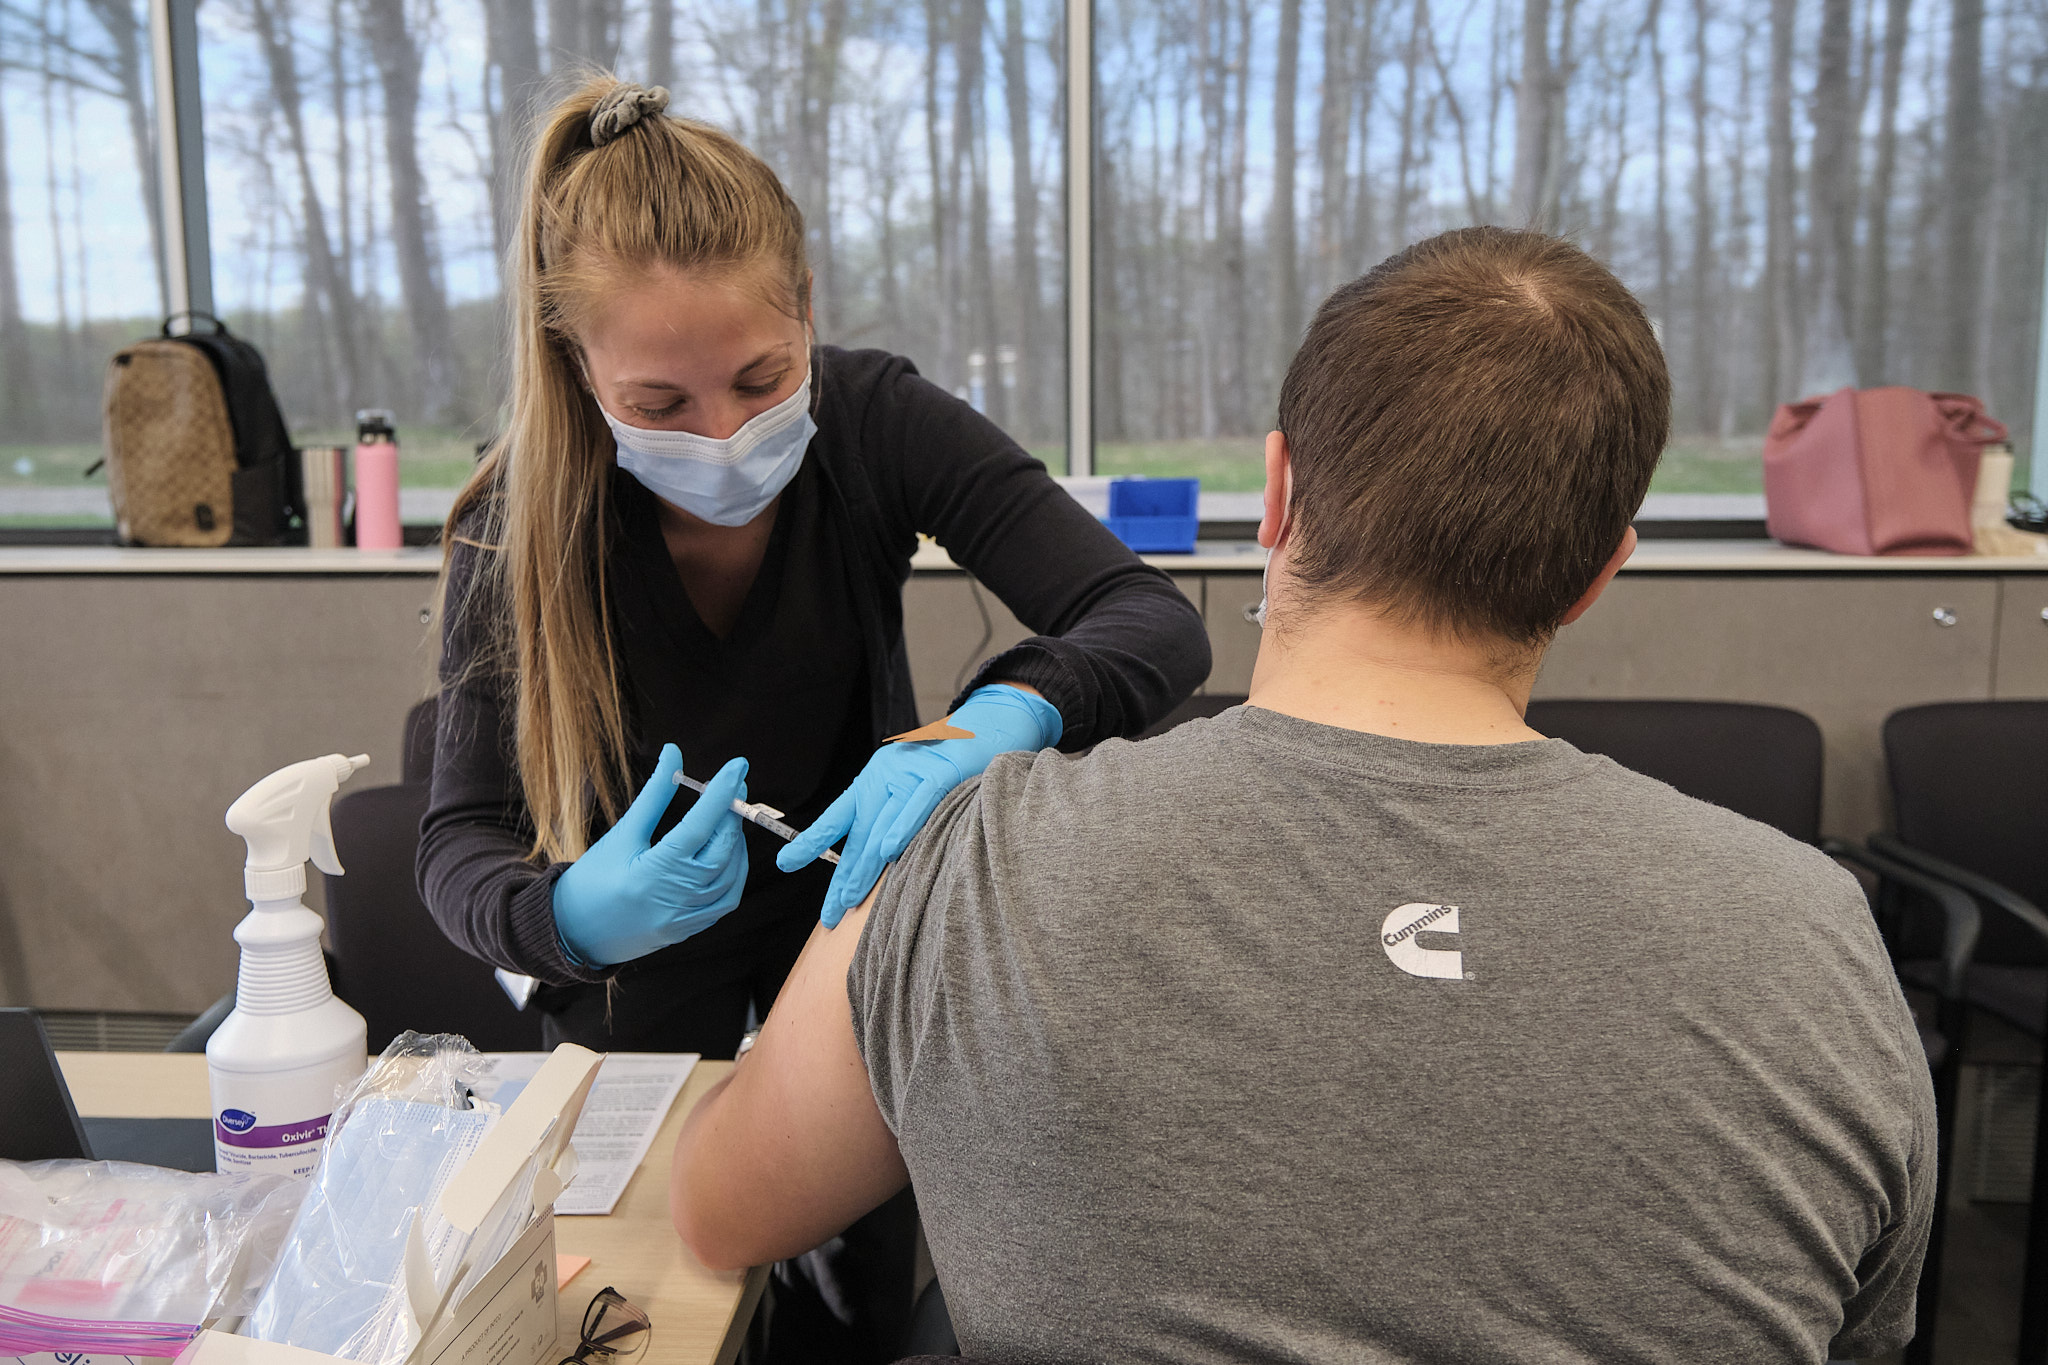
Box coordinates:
[323,696,543,1052]
[1525,699,1824,842]
[1844,701,2048,1362]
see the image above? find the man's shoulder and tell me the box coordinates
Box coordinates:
[1579,756,1859,902]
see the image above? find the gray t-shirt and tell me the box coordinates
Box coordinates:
[849,706,1934,1365]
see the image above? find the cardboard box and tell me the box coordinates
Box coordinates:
[177,1046,603,1365]
[416,1211,556,1365]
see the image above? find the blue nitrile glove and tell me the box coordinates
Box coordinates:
[551,745,750,967]
[778,683,1063,926]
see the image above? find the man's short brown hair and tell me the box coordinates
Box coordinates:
[1276,227,1669,646]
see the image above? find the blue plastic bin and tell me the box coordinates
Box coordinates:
[1105,477,1200,553]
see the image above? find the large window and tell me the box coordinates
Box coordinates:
[4,0,2045,529]
[196,0,1067,515]
[1094,0,2048,497]
[0,0,161,528]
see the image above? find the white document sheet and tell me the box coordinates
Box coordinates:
[473,1053,698,1216]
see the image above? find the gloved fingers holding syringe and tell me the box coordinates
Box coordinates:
[675,770,841,865]
[549,745,751,967]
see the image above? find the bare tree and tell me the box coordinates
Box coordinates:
[485,0,542,264]
[1273,0,1303,361]
[1393,0,1428,243]
[545,0,579,71]
[582,0,617,70]
[1001,0,1044,436]
[1511,0,1556,227]
[249,0,363,420]
[39,0,71,350]
[1804,0,1857,390]
[956,0,1004,427]
[362,0,459,417]
[648,0,673,95]
[1646,0,1672,329]
[1940,0,1988,393]
[1315,0,1356,291]
[1686,0,1716,430]
[797,0,850,334]
[1720,0,1757,432]
[924,0,957,394]
[1856,0,1909,383]
[74,0,162,313]
[1218,0,1253,429]
[331,0,358,332]
[1762,0,1797,405]
[0,62,39,437]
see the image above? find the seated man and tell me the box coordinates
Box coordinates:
[671,227,1935,1363]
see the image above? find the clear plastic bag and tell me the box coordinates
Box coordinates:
[244,1032,504,1365]
[0,1159,305,1356]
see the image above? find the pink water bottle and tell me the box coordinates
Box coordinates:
[351,409,402,550]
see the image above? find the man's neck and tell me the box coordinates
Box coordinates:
[1246,598,1546,746]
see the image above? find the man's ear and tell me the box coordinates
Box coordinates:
[1259,431,1290,550]
[1558,526,1637,626]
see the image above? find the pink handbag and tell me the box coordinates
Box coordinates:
[1763,387,2008,556]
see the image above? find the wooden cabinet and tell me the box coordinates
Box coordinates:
[1996,576,2048,698]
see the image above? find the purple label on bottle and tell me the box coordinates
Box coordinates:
[215,1111,331,1149]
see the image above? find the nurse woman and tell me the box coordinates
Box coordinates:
[418,77,1208,1360]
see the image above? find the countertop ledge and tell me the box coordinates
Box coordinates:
[1,539,2046,574]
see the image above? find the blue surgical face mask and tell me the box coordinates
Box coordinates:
[595,360,817,527]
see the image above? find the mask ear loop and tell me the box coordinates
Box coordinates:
[802,324,822,421]
[1246,464,1291,629]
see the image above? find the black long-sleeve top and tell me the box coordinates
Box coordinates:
[419,347,1210,989]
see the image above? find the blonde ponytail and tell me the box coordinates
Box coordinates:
[442,74,808,862]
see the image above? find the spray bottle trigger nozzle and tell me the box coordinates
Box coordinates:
[310,802,343,877]
[306,756,367,876]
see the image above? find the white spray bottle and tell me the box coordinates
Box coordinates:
[207,753,372,1176]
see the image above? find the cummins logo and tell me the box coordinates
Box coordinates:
[1381,903,1468,980]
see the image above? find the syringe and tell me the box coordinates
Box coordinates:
[675,771,841,864]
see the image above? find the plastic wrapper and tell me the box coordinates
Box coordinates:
[0,1159,305,1356]
[244,1032,511,1365]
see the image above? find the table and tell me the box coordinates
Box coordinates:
[55,1052,767,1365]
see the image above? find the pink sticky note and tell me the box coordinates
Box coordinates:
[557,1253,592,1289]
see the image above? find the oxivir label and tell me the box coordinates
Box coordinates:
[213,1109,331,1177]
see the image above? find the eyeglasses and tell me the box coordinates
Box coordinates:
[559,1286,650,1365]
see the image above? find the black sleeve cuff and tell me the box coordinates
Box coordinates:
[954,642,1090,750]
[508,864,611,986]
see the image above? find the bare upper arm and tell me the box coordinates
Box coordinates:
[669,884,908,1270]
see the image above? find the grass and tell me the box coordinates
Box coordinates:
[1650,437,1766,494]
[1,441,103,487]
[2,429,1769,532]
[1057,435,1768,496]
[1,431,484,495]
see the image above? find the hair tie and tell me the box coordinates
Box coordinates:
[590,84,670,147]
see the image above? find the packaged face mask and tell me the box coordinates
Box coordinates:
[243,1096,497,1365]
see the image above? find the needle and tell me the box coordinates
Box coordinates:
[675,771,841,864]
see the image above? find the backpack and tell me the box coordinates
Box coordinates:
[100,313,306,546]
